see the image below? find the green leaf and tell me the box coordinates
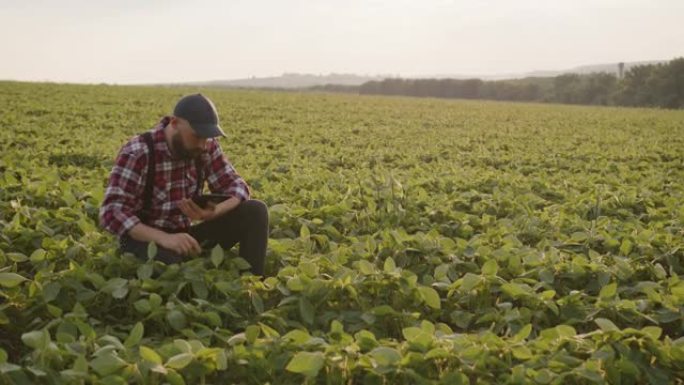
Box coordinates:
[619,238,632,256]
[42,282,61,302]
[166,370,186,385]
[210,245,224,268]
[358,260,375,275]
[595,318,620,332]
[147,242,158,261]
[73,355,88,373]
[102,278,128,299]
[30,248,47,262]
[245,325,260,344]
[149,293,162,308]
[402,327,432,350]
[384,257,396,272]
[0,272,28,288]
[286,351,325,377]
[123,322,144,348]
[330,320,344,334]
[0,363,21,374]
[173,340,193,354]
[425,348,449,359]
[599,283,617,299]
[21,329,49,350]
[216,350,228,371]
[482,259,498,276]
[501,282,530,298]
[300,224,310,239]
[571,231,587,241]
[534,368,554,384]
[512,324,532,342]
[283,330,311,345]
[418,286,441,309]
[299,261,318,277]
[134,299,151,314]
[75,319,96,340]
[137,264,153,280]
[149,364,168,375]
[299,297,315,325]
[511,345,533,360]
[165,353,193,370]
[251,292,264,313]
[434,264,450,281]
[139,346,162,365]
[47,304,63,318]
[576,367,602,382]
[7,253,28,263]
[556,325,577,338]
[166,310,187,331]
[370,347,402,366]
[233,257,252,270]
[442,371,470,385]
[287,276,304,291]
[640,326,662,340]
[459,273,481,292]
[371,305,396,316]
[90,354,127,376]
[259,322,280,338]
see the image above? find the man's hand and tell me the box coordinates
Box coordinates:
[178,198,217,221]
[159,232,202,256]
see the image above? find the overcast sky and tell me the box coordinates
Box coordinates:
[1,0,682,84]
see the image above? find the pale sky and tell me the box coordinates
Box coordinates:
[1,0,682,84]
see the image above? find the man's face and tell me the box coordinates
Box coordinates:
[170,117,209,160]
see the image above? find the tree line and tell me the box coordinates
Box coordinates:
[340,58,684,109]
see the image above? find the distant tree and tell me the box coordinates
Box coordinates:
[553,74,583,104]
[580,73,617,105]
[357,57,683,109]
[650,58,684,108]
[616,65,655,106]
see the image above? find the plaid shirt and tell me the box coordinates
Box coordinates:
[99,117,250,237]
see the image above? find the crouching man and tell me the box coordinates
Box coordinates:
[99,93,268,275]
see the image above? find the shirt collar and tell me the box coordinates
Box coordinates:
[154,116,173,158]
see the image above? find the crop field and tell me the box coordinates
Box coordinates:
[0,81,683,384]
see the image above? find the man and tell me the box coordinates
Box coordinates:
[99,94,268,275]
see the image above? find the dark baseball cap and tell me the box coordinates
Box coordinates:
[173,93,226,138]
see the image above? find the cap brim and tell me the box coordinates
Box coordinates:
[190,122,226,138]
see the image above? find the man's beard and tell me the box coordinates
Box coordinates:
[171,132,202,160]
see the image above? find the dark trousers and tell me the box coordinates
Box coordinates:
[120,199,269,275]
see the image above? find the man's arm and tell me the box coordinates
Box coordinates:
[100,142,202,256]
[128,222,201,255]
[204,139,250,203]
[177,140,249,222]
[178,195,241,222]
[210,196,241,216]
[99,147,146,236]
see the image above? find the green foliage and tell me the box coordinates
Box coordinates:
[359,57,684,109]
[0,81,683,384]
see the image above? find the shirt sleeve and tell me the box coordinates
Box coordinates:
[99,143,147,237]
[204,140,250,201]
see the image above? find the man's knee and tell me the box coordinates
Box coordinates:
[240,199,269,222]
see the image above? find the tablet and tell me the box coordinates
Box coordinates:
[191,194,230,208]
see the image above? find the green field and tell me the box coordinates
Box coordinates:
[1,81,683,384]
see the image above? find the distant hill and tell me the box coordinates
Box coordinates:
[522,60,666,78]
[162,60,669,89]
[415,60,668,81]
[176,73,385,89]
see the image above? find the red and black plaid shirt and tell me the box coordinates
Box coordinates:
[99,117,250,237]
